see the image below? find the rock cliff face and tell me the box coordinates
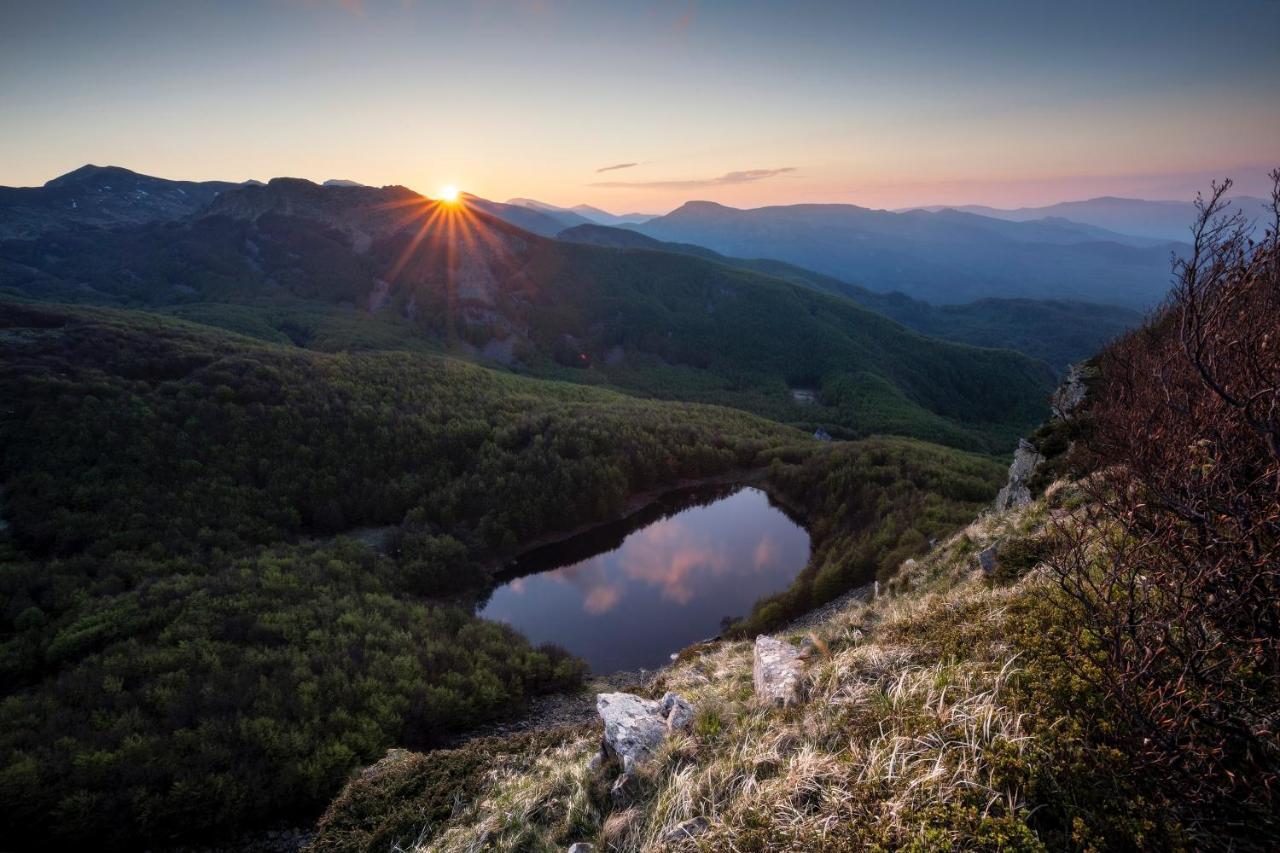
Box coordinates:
[994,362,1092,511]
[1050,362,1089,418]
[994,439,1045,512]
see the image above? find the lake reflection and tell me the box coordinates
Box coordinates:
[479,486,809,672]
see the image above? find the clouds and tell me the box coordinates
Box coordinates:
[591,167,796,190]
[596,162,638,173]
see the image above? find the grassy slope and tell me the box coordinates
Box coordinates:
[312,480,1179,852]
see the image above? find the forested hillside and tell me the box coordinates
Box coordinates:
[0,178,1055,453]
[0,301,1013,849]
[559,223,1142,369]
[0,301,794,847]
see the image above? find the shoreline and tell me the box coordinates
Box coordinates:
[476,466,772,576]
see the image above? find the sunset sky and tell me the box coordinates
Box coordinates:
[2,0,1277,212]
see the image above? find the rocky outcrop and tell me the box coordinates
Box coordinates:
[994,439,1045,512]
[1051,362,1089,418]
[753,636,805,707]
[995,362,1093,512]
[660,692,695,731]
[594,691,695,803]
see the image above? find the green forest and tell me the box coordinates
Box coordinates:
[0,300,1015,847]
[0,181,1056,454]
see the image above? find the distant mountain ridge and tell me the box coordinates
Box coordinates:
[0,174,1054,452]
[0,164,241,240]
[461,194,592,236]
[911,195,1271,242]
[507,197,656,227]
[559,223,1142,369]
[626,199,1185,307]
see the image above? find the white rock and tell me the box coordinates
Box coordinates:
[994,439,1045,512]
[1051,363,1088,418]
[596,692,668,767]
[753,636,805,707]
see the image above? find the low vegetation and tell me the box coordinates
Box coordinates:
[1044,177,1280,837]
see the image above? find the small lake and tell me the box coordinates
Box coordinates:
[478,485,810,673]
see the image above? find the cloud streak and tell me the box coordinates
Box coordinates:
[596,162,638,173]
[591,167,796,190]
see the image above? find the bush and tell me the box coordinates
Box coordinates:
[1046,175,1280,844]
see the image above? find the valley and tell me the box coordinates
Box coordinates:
[0,301,1004,849]
[0,171,1065,453]
[5,3,1279,850]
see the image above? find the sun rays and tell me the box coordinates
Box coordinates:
[367,188,530,346]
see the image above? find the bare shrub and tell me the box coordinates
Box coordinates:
[1050,171,1280,838]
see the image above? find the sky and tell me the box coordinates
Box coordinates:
[1,0,1278,212]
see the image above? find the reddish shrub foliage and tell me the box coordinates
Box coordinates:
[1053,172,1280,840]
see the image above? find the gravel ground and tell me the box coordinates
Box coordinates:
[442,669,653,746]
[777,582,874,634]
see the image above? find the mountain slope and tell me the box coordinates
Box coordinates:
[559,223,1143,369]
[629,200,1183,307]
[938,195,1271,242]
[461,194,590,236]
[507,198,655,227]
[0,178,1056,452]
[0,164,240,240]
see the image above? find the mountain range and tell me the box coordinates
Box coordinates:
[912,195,1272,242]
[0,164,239,240]
[506,197,657,227]
[558,224,1142,370]
[0,166,1061,452]
[614,200,1184,307]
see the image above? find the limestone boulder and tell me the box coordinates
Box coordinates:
[753,636,805,707]
[595,690,695,804]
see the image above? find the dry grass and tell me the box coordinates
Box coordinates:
[399,496,1065,852]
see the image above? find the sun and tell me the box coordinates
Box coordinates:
[434,185,460,203]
